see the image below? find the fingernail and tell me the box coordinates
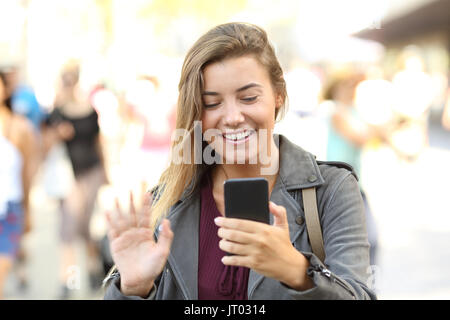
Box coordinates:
[214,217,222,225]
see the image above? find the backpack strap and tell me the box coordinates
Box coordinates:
[302,187,326,263]
[300,160,356,264]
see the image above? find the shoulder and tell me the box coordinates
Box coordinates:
[316,160,358,182]
[314,160,360,207]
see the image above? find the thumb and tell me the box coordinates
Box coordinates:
[157,219,174,257]
[269,201,288,230]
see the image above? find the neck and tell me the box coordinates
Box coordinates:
[211,137,280,196]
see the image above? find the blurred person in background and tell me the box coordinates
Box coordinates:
[93,76,176,276]
[44,60,107,298]
[0,72,37,299]
[0,65,43,293]
[389,47,434,160]
[324,70,390,266]
[275,66,328,160]
[1,65,45,132]
[89,83,130,276]
[124,75,176,197]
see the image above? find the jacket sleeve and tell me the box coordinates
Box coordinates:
[103,271,157,300]
[285,173,377,300]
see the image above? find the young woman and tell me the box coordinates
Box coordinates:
[0,72,37,299]
[104,22,376,300]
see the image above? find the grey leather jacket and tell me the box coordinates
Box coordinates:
[104,134,377,300]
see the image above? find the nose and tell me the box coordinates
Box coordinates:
[222,100,244,127]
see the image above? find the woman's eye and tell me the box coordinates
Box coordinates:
[203,102,220,108]
[242,96,257,102]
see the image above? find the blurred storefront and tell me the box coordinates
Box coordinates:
[354,0,450,149]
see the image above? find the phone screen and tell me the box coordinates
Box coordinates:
[224,178,270,224]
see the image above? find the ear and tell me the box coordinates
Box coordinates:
[275,93,283,109]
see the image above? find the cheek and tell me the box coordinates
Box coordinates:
[201,113,214,132]
[201,112,222,145]
[252,106,275,129]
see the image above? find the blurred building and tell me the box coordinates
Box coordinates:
[354,0,450,49]
[354,0,450,149]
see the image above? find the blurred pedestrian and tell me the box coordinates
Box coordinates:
[0,72,37,299]
[389,48,434,160]
[124,75,175,195]
[324,70,388,266]
[44,60,107,298]
[1,65,45,132]
[1,65,44,292]
[275,67,328,160]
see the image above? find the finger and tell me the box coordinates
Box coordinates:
[113,197,135,234]
[105,209,121,231]
[156,219,174,258]
[214,217,263,233]
[105,209,114,230]
[142,190,153,208]
[138,191,153,228]
[105,209,112,227]
[217,227,254,244]
[219,239,251,256]
[105,210,120,240]
[129,191,137,227]
[269,201,288,230]
[221,254,252,268]
[107,228,120,241]
[115,197,123,218]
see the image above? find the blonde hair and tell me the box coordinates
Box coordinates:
[149,22,288,230]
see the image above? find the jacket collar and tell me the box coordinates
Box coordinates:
[275,134,325,190]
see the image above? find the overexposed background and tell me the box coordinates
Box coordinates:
[1,0,449,299]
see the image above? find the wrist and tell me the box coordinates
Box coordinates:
[120,279,154,298]
[282,251,314,291]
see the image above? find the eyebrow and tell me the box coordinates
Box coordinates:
[202,83,262,96]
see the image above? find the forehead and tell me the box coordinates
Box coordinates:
[202,55,270,90]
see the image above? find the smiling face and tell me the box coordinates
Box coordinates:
[201,55,281,165]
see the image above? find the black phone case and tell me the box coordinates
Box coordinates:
[224,178,270,224]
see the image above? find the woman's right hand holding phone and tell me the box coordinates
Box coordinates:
[106,192,174,298]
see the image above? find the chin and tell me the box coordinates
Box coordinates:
[220,147,259,165]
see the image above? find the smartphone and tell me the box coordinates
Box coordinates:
[224,178,270,225]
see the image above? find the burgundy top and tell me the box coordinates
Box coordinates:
[198,173,250,300]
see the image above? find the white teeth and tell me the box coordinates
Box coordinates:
[224,131,251,141]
